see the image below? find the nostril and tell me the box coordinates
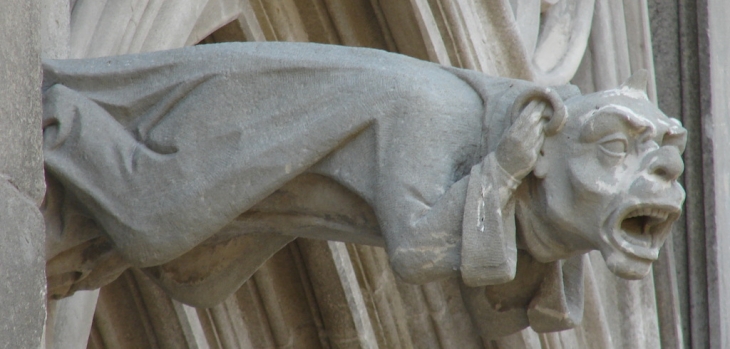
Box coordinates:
[650,162,682,181]
[646,147,684,181]
[654,168,668,178]
[648,154,683,181]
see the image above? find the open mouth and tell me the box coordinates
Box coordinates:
[611,205,679,260]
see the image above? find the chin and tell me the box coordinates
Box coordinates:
[602,249,654,279]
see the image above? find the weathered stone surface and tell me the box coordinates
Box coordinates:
[649,0,730,347]
[0,1,46,348]
[648,2,693,348]
[46,290,99,349]
[41,0,70,60]
[38,1,714,347]
[703,1,730,347]
[0,182,45,349]
[0,2,45,203]
[41,41,686,339]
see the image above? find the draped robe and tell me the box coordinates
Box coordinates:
[43,44,583,331]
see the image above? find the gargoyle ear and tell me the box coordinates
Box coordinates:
[510,87,568,136]
[620,69,650,97]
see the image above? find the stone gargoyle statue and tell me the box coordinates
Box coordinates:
[42,42,686,338]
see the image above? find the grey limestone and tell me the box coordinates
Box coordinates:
[0,1,46,348]
[40,0,70,60]
[42,42,686,338]
[702,1,730,347]
[10,0,725,347]
[649,0,730,347]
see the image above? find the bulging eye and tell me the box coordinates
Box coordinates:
[599,137,628,156]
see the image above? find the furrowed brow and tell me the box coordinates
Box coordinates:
[579,106,653,143]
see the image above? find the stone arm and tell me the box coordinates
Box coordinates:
[377,92,552,286]
[378,152,521,286]
[461,98,558,286]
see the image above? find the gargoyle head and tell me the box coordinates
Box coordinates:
[517,71,687,279]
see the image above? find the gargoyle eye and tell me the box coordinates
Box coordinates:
[599,136,628,156]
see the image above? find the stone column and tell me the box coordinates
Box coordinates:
[0,1,47,348]
[650,0,730,347]
[703,1,730,346]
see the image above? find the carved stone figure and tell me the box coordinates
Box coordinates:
[42,42,685,337]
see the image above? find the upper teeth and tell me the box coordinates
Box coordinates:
[625,208,669,221]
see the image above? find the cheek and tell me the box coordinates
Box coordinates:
[569,147,638,195]
[567,153,630,201]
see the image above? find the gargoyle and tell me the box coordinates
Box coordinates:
[42,42,685,338]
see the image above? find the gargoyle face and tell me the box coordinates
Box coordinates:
[518,88,686,279]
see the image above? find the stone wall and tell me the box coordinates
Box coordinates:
[0,1,46,348]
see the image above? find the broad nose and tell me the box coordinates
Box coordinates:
[646,146,684,182]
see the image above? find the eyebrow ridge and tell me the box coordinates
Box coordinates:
[579,105,655,143]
